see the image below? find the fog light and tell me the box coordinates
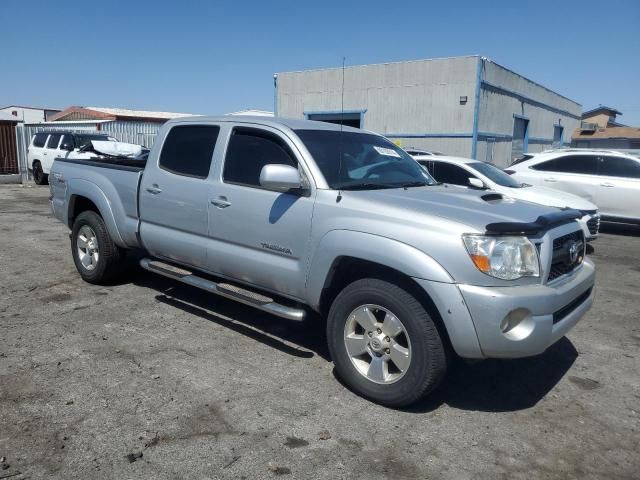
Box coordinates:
[500,308,534,340]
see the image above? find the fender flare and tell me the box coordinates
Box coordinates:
[65,178,125,247]
[305,229,454,309]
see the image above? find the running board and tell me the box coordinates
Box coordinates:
[139,259,305,321]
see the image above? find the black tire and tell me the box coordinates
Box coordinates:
[33,161,48,185]
[327,278,447,407]
[71,211,126,284]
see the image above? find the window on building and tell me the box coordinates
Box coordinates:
[532,155,598,175]
[32,133,48,148]
[598,156,640,179]
[159,125,219,178]
[46,133,62,149]
[223,127,298,188]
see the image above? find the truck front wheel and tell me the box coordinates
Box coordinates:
[327,278,447,407]
[71,211,126,284]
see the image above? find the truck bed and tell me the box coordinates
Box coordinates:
[50,157,145,249]
[55,156,147,171]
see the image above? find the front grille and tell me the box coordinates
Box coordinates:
[553,288,592,324]
[587,216,600,235]
[548,230,585,281]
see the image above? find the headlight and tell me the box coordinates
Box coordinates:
[462,234,540,280]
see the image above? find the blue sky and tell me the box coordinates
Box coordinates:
[2,0,639,124]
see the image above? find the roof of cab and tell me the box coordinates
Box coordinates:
[166,115,366,133]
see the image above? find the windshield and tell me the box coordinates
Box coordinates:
[75,134,115,149]
[295,129,437,189]
[468,161,523,188]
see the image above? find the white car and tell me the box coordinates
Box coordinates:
[28,131,117,185]
[414,154,600,241]
[507,149,640,226]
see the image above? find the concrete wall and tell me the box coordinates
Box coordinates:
[277,56,478,142]
[477,59,581,166]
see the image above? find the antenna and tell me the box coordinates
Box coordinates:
[337,56,346,202]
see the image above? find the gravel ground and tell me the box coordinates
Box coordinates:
[1,184,639,479]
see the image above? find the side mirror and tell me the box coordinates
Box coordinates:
[468,177,486,189]
[60,142,74,151]
[259,164,303,192]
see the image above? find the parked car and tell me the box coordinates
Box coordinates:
[49,116,595,407]
[507,149,640,225]
[28,131,117,185]
[414,154,600,241]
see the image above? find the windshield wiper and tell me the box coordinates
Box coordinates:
[396,181,431,189]
[336,182,399,191]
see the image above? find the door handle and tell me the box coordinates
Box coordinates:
[543,177,557,183]
[145,184,162,194]
[600,182,615,188]
[211,197,231,208]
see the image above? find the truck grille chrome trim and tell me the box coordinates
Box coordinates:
[547,230,585,282]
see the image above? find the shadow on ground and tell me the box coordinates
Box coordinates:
[129,264,577,414]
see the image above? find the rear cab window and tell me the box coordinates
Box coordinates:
[159,125,220,178]
[223,127,298,188]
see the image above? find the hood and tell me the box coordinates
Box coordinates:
[494,184,597,211]
[344,185,568,233]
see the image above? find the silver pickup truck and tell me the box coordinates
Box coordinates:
[49,116,595,407]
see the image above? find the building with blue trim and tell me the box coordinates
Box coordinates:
[275,56,581,167]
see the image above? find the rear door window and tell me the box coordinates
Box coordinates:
[46,133,62,149]
[159,125,220,178]
[532,155,598,175]
[32,133,48,148]
[598,156,640,179]
[223,127,298,188]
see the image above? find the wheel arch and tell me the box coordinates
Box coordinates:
[65,180,125,247]
[306,231,458,352]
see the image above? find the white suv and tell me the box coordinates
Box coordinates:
[414,154,600,241]
[28,131,116,185]
[507,149,640,225]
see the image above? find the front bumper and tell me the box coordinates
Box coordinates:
[457,258,595,358]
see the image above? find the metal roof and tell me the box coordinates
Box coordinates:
[85,107,194,119]
[582,106,623,117]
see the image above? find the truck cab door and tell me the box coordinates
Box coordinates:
[138,124,220,269]
[206,125,315,300]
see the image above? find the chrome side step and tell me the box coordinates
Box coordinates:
[140,259,305,321]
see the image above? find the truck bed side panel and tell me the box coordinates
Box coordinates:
[50,159,143,248]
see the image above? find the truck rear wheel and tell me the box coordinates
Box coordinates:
[327,278,447,407]
[71,211,126,284]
